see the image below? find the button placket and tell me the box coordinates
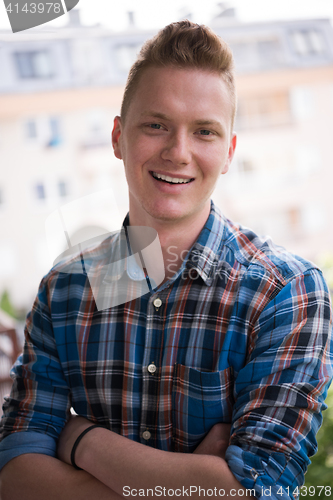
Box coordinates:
[140,294,164,445]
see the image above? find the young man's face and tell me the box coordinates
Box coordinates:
[112,65,236,228]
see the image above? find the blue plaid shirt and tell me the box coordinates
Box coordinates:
[1,202,332,499]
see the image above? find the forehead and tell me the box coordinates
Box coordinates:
[127,65,233,130]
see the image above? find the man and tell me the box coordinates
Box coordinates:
[0,20,332,500]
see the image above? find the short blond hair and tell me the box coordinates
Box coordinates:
[120,20,237,130]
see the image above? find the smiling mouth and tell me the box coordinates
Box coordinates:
[151,171,194,185]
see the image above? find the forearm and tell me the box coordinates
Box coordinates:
[0,454,122,500]
[77,429,246,499]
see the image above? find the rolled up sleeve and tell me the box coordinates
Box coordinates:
[0,431,57,470]
[0,274,71,470]
[226,268,333,499]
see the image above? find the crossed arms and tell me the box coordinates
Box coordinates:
[1,417,243,500]
[1,420,245,499]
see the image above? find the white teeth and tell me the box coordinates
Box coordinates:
[152,172,192,184]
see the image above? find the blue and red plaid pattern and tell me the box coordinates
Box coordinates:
[0,202,332,499]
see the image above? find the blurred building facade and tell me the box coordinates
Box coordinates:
[211,12,333,264]
[1,8,333,312]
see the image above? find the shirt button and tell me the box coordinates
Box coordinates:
[142,430,151,440]
[153,298,162,309]
[147,363,156,374]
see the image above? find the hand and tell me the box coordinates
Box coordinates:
[57,416,94,466]
[193,423,232,459]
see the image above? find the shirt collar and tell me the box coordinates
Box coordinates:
[186,201,226,286]
[102,201,226,287]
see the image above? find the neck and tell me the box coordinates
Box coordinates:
[128,204,211,282]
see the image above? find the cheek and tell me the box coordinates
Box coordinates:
[128,137,158,164]
[201,149,227,177]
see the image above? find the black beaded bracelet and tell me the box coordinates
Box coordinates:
[71,424,105,470]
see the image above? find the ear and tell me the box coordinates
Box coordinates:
[221,133,237,175]
[112,116,123,160]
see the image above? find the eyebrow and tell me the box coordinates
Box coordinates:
[141,112,223,128]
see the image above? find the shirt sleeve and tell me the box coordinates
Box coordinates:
[225,267,333,499]
[0,431,57,470]
[0,274,71,470]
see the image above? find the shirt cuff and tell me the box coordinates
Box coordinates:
[225,445,303,499]
[0,431,57,471]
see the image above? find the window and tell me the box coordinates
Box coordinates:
[48,117,62,147]
[35,183,46,200]
[0,245,17,277]
[257,39,283,67]
[232,39,283,71]
[291,30,326,56]
[236,91,291,129]
[81,109,110,148]
[24,116,62,147]
[301,203,326,233]
[25,120,37,139]
[14,50,53,79]
[232,42,258,70]
[290,87,314,120]
[58,181,68,198]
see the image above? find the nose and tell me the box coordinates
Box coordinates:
[161,130,192,165]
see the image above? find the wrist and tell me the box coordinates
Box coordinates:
[71,425,106,470]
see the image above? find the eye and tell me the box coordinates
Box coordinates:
[199,129,212,136]
[149,123,162,130]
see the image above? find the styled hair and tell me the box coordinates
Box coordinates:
[120,20,237,130]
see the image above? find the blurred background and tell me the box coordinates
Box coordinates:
[0,0,333,494]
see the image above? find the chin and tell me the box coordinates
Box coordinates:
[151,211,184,222]
[151,208,198,226]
